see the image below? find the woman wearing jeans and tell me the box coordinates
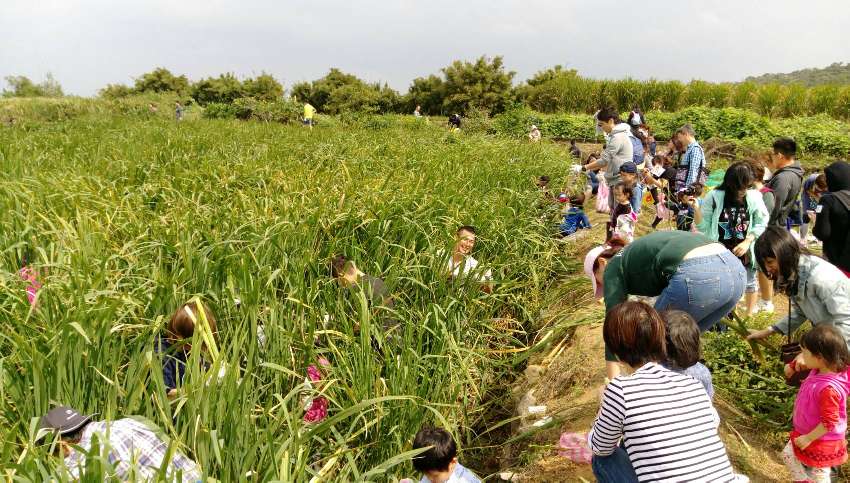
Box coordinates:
[585,231,746,378]
[694,161,769,316]
[589,301,739,482]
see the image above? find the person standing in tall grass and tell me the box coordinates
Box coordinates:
[157,300,218,397]
[447,225,493,293]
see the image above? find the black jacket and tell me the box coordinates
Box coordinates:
[814,161,850,273]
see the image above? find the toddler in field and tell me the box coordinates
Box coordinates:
[782,325,850,482]
[411,427,480,483]
[607,184,636,243]
[660,310,714,399]
[156,299,219,397]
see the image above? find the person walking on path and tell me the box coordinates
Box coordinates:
[584,231,746,378]
[747,227,850,350]
[694,161,769,316]
[765,137,804,228]
[814,161,850,277]
[583,108,633,211]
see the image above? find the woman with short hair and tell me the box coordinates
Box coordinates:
[589,301,738,482]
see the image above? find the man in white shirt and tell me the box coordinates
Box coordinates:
[447,225,493,293]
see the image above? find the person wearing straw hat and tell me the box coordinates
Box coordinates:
[584,231,745,379]
[38,406,201,481]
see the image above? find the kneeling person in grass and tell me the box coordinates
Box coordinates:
[38,406,201,481]
[156,300,219,397]
[412,427,480,483]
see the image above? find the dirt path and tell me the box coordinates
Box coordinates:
[507,204,790,482]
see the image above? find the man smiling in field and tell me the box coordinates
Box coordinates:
[447,225,493,293]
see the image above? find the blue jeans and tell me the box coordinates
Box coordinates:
[630,183,644,214]
[654,250,746,332]
[592,445,638,482]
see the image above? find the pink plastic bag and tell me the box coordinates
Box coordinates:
[595,177,610,214]
[655,193,670,220]
[303,363,329,423]
[558,431,592,464]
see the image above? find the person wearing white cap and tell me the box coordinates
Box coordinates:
[584,231,745,379]
[528,125,541,142]
[38,406,201,481]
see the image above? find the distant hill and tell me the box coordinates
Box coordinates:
[745,62,850,86]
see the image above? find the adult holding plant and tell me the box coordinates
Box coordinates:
[747,227,850,351]
[764,137,803,228]
[694,161,769,316]
[584,231,746,378]
[583,108,633,211]
[672,124,707,191]
[814,160,850,276]
[589,301,738,482]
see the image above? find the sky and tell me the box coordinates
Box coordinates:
[2,0,849,97]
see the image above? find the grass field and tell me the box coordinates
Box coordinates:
[0,108,593,480]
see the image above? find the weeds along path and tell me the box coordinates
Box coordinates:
[0,114,579,480]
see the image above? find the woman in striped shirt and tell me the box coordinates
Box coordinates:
[590,301,739,482]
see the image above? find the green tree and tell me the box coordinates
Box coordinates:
[291,68,400,114]
[133,68,190,95]
[191,73,245,105]
[3,73,63,98]
[404,75,445,115]
[99,83,133,99]
[243,73,284,102]
[440,56,515,114]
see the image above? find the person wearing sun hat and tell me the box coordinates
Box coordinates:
[38,405,201,481]
[584,230,745,379]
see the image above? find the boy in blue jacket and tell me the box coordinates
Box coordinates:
[560,192,592,236]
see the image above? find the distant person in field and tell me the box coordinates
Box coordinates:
[781,325,850,482]
[585,231,745,378]
[800,172,828,243]
[583,108,634,210]
[627,105,644,127]
[414,105,422,118]
[589,302,738,482]
[303,102,316,128]
[569,140,582,159]
[148,102,158,113]
[560,192,592,237]
[815,160,850,276]
[673,124,707,191]
[448,114,462,131]
[584,153,600,196]
[38,406,201,481]
[156,300,218,397]
[447,225,493,293]
[661,310,715,398]
[764,137,804,228]
[330,255,395,328]
[535,175,555,206]
[174,101,184,121]
[528,124,541,142]
[645,155,678,229]
[694,161,769,316]
[748,227,850,350]
[411,427,481,483]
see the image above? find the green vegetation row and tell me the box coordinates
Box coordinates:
[745,62,850,87]
[9,59,850,121]
[0,110,582,479]
[485,105,850,159]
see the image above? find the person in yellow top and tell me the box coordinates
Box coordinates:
[303,103,316,128]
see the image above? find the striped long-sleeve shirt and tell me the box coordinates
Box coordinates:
[589,362,736,482]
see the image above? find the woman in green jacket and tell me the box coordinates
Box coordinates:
[694,161,769,316]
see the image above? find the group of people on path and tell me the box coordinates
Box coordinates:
[575,106,850,481]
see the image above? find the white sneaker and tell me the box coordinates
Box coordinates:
[757,300,775,314]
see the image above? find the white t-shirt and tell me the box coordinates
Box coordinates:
[418,463,481,483]
[448,255,493,283]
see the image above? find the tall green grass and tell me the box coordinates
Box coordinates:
[0,110,575,480]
